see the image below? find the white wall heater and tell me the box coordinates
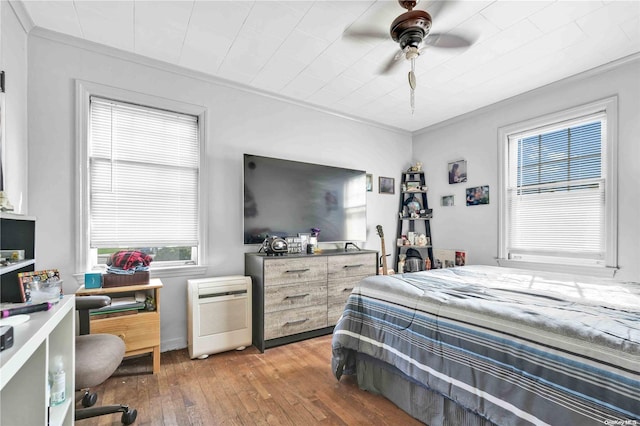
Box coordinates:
[187,275,252,359]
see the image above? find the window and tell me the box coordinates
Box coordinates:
[498,97,617,274]
[76,82,206,274]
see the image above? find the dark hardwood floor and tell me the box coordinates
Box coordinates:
[76,334,423,425]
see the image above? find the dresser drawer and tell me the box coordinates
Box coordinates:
[327,253,377,279]
[264,305,328,340]
[327,276,360,326]
[264,257,327,285]
[265,281,327,313]
[90,312,160,354]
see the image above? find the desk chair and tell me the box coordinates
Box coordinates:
[75,295,138,425]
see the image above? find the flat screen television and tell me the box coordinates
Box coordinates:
[243,154,367,244]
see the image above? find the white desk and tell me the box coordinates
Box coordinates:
[0,296,75,425]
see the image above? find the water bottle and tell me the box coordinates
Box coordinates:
[50,356,66,405]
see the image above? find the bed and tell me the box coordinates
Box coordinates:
[331,265,640,425]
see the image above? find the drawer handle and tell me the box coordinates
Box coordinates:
[342,287,353,293]
[285,318,309,326]
[343,264,364,268]
[285,268,311,273]
[284,294,309,300]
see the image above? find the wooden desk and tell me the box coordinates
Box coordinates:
[76,279,163,374]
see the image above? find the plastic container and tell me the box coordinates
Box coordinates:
[29,280,63,304]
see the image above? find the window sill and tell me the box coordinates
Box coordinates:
[495,259,618,279]
[73,264,208,286]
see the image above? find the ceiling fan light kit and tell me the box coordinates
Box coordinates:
[343,0,474,115]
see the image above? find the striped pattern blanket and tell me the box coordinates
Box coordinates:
[332,265,640,425]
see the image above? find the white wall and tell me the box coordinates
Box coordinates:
[1,2,28,214]
[26,31,411,350]
[413,56,640,282]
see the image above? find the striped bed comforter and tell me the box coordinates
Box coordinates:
[331,265,640,425]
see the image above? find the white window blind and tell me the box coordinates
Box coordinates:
[505,113,606,266]
[89,97,199,248]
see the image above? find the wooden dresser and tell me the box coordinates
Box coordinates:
[245,250,377,352]
[75,279,162,373]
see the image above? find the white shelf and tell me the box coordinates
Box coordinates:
[0,259,35,276]
[0,295,75,426]
[0,212,36,221]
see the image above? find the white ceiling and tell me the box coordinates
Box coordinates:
[18,0,640,132]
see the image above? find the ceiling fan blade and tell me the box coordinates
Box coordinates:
[424,33,473,49]
[342,28,388,41]
[379,49,405,74]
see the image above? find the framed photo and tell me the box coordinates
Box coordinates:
[379,176,395,194]
[405,181,421,192]
[448,160,467,184]
[366,174,373,192]
[297,233,310,251]
[441,195,454,206]
[17,269,61,303]
[466,185,490,206]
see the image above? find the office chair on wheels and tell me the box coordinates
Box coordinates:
[75,295,138,425]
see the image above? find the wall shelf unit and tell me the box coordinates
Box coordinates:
[395,170,433,272]
[1,213,36,303]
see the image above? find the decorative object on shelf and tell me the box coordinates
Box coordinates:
[379,176,395,194]
[433,249,466,268]
[403,194,422,217]
[442,195,455,206]
[298,232,310,253]
[448,160,467,184]
[466,185,490,206]
[406,181,421,192]
[416,234,428,246]
[366,174,373,192]
[285,236,302,254]
[397,254,407,273]
[261,236,288,256]
[0,192,14,212]
[308,228,321,254]
[407,162,423,172]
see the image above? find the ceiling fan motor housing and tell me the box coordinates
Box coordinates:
[390,10,432,49]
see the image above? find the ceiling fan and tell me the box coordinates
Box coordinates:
[343,0,474,113]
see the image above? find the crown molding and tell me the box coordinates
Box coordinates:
[27,26,411,137]
[412,52,640,136]
[8,0,34,33]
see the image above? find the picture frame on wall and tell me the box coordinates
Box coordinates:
[441,195,454,206]
[448,160,467,184]
[466,185,490,206]
[366,174,373,192]
[379,176,395,194]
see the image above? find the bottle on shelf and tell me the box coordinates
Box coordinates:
[50,355,66,406]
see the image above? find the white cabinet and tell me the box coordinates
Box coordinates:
[0,295,75,425]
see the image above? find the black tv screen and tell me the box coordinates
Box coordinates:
[243,154,367,244]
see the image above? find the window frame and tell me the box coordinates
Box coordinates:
[75,80,208,279]
[497,97,618,277]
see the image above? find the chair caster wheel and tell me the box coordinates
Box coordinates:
[121,408,137,425]
[82,392,97,407]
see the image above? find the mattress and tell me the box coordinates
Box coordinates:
[332,265,640,425]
